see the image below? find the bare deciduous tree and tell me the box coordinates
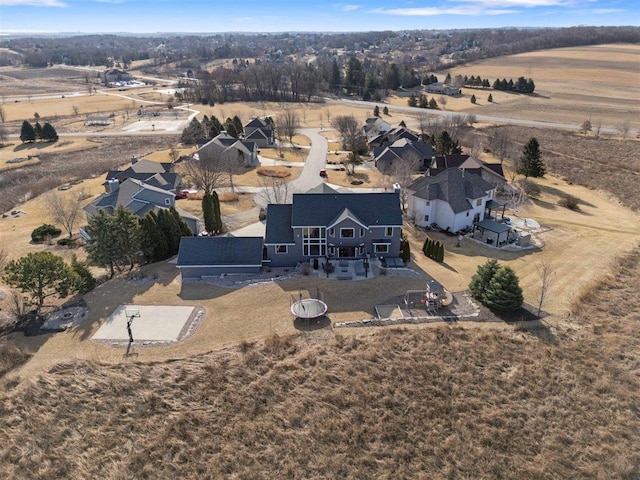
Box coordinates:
[580,119,592,135]
[0,105,5,123]
[416,111,431,141]
[0,125,7,147]
[438,95,447,110]
[469,138,484,159]
[391,153,421,212]
[489,127,513,164]
[257,177,290,205]
[45,189,86,238]
[594,119,602,140]
[618,120,630,139]
[72,105,79,116]
[279,108,300,147]
[168,143,180,163]
[331,114,365,153]
[183,154,228,194]
[536,260,556,318]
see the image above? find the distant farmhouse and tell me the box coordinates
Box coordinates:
[424,82,461,96]
[85,116,112,127]
[101,68,132,84]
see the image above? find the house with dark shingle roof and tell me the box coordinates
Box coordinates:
[407,168,497,232]
[197,132,258,168]
[264,192,403,267]
[176,237,264,280]
[243,117,274,148]
[427,154,505,187]
[83,177,199,234]
[374,138,435,174]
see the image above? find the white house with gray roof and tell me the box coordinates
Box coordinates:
[264,192,403,267]
[407,168,496,233]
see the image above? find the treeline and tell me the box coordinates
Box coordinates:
[180,114,247,144]
[492,77,535,94]
[20,120,58,143]
[4,26,637,72]
[408,93,438,110]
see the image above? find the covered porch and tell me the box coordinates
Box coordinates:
[472,219,512,247]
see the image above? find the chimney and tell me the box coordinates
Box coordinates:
[131,154,138,164]
[393,183,401,193]
[105,179,120,194]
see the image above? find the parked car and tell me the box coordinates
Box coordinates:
[319,169,328,178]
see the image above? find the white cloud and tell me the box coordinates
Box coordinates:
[343,4,360,11]
[371,0,579,16]
[590,7,626,13]
[0,0,66,6]
[371,6,517,16]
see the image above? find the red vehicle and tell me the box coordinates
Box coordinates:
[319,169,328,178]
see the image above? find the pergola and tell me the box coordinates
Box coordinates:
[474,219,511,246]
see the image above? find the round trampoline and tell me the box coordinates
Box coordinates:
[291,298,328,319]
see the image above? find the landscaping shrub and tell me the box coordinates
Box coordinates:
[31,224,62,243]
[70,255,96,294]
[562,194,581,210]
[56,237,77,247]
[469,259,523,312]
[256,167,291,178]
[400,238,411,264]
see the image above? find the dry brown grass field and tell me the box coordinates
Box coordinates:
[387,43,639,131]
[0,246,638,479]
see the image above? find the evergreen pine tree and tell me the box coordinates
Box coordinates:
[383,106,389,115]
[34,121,43,140]
[400,238,410,264]
[469,258,500,300]
[483,266,524,312]
[202,191,216,234]
[211,191,223,234]
[170,206,193,237]
[373,105,380,117]
[428,98,438,109]
[470,94,476,104]
[42,122,58,142]
[20,120,36,143]
[518,137,546,178]
[488,93,493,103]
[232,115,243,137]
[422,238,429,256]
[438,243,445,262]
[407,94,418,107]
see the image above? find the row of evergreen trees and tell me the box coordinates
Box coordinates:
[407,93,438,110]
[463,75,492,88]
[422,238,444,262]
[492,77,535,94]
[180,114,245,145]
[20,120,59,143]
[86,205,193,277]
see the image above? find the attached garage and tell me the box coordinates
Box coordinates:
[177,236,264,280]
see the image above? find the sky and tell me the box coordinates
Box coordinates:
[0,0,637,35]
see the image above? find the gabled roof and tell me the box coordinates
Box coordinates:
[409,168,494,213]
[244,117,269,129]
[291,193,402,227]
[264,204,294,244]
[328,208,368,229]
[129,159,172,174]
[245,129,269,140]
[86,178,174,217]
[306,183,339,194]
[177,237,264,267]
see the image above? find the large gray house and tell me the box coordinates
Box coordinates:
[264,192,403,267]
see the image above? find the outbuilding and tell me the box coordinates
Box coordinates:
[176,236,264,280]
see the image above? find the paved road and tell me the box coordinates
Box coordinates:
[288,128,328,193]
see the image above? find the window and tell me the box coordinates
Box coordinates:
[276,245,287,254]
[164,198,171,206]
[476,199,482,206]
[374,244,389,253]
[359,228,365,237]
[340,228,355,238]
[425,200,431,207]
[328,246,335,255]
[424,215,430,222]
[302,227,326,257]
[466,211,470,217]
[473,213,481,223]
[385,227,393,237]
[329,228,335,237]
